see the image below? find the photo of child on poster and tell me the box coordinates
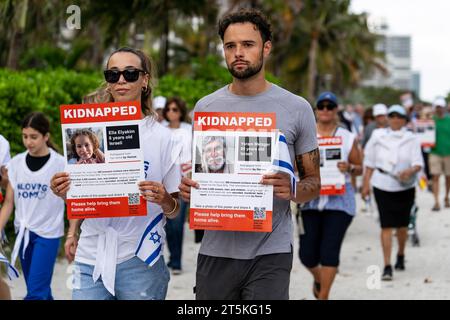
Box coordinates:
[66,128,105,164]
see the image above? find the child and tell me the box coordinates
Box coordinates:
[0,112,65,300]
[69,129,105,164]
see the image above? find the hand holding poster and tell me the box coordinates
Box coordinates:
[60,101,147,219]
[190,112,276,232]
[318,136,345,195]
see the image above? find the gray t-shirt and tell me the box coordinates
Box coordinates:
[194,83,318,259]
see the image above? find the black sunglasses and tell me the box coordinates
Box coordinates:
[316,103,337,111]
[103,68,146,83]
[388,112,406,119]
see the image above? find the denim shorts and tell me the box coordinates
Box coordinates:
[72,256,170,300]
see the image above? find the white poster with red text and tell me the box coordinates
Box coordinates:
[190,112,276,232]
[414,119,435,148]
[60,101,147,219]
[318,136,346,195]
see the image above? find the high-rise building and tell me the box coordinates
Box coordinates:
[363,35,415,91]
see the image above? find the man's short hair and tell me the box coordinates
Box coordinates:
[218,8,272,43]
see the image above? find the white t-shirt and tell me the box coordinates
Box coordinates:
[165,122,192,173]
[7,148,66,239]
[75,118,181,266]
[0,134,11,166]
[364,127,424,192]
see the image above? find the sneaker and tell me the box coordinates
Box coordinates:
[394,255,405,271]
[445,198,450,208]
[382,265,393,281]
[432,204,440,212]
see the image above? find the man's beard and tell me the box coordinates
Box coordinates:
[227,51,264,80]
[207,156,225,172]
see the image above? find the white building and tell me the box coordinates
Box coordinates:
[363,35,416,92]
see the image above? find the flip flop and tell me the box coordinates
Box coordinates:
[445,198,450,208]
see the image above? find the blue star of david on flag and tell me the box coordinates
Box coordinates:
[135,213,164,266]
[149,231,161,244]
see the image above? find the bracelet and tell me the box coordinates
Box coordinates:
[66,233,79,239]
[164,198,178,217]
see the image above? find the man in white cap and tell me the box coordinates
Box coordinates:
[153,96,168,124]
[429,98,450,211]
[361,103,388,149]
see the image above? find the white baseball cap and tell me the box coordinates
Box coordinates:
[153,96,167,110]
[372,103,388,117]
[432,97,446,110]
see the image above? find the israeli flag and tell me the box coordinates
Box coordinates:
[272,131,298,196]
[135,213,164,266]
[0,252,19,280]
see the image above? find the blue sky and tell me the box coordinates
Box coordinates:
[351,0,449,102]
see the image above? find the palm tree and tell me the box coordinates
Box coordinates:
[282,0,383,101]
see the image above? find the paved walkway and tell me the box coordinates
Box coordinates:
[8,180,450,300]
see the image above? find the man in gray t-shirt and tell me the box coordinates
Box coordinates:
[179,8,320,300]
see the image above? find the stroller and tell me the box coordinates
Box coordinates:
[408,202,420,247]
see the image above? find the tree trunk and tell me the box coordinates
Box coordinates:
[91,22,103,66]
[159,11,170,76]
[6,30,25,69]
[6,0,28,69]
[307,32,319,103]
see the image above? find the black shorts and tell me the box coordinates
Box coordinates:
[195,250,293,300]
[299,209,353,268]
[373,187,415,228]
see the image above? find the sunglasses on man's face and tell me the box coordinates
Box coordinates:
[103,68,146,83]
[316,102,337,111]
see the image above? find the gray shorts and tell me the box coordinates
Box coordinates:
[195,250,293,300]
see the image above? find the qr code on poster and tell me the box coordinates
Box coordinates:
[253,207,266,220]
[128,193,140,205]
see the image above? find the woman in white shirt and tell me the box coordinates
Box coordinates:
[0,113,65,300]
[362,105,423,281]
[51,47,181,300]
[162,97,192,274]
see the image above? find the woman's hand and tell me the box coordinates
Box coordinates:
[398,168,415,182]
[50,172,70,199]
[337,161,350,174]
[139,181,175,214]
[64,235,78,263]
[361,183,370,200]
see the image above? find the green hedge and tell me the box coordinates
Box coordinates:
[0,69,102,155]
[0,68,238,155]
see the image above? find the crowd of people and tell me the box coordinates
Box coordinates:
[0,8,450,301]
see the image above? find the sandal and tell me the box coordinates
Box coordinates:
[432,204,441,212]
[313,281,321,299]
[445,198,450,208]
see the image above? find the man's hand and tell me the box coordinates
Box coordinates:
[178,177,199,203]
[261,172,293,200]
